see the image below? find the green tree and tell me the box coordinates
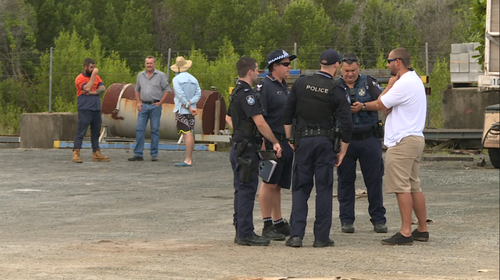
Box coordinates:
[282,0,333,68]
[67,0,99,47]
[469,0,486,68]
[36,30,133,113]
[428,57,449,128]
[115,0,154,72]
[0,0,38,79]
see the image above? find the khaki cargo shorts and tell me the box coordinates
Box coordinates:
[384,135,425,194]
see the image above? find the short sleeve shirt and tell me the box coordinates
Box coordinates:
[75,72,105,111]
[135,69,171,102]
[380,71,426,147]
[229,80,262,142]
[256,74,289,135]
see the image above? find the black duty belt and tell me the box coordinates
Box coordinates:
[297,129,335,139]
[351,131,374,140]
[142,100,160,105]
[273,133,288,142]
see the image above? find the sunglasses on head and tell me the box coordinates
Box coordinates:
[341,58,358,63]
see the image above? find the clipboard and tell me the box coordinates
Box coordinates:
[259,160,277,181]
[257,150,278,181]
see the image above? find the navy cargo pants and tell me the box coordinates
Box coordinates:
[230,146,260,239]
[337,135,386,225]
[73,109,102,152]
[289,136,336,243]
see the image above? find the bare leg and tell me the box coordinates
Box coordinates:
[259,182,276,218]
[395,193,413,237]
[412,192,428,232]
[183,132,194,165]
[271,186,283,221]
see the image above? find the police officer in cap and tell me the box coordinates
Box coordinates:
[256,49,296,241]
[283,49,353,248]
[337,53,387,234]
[226,57,282,246]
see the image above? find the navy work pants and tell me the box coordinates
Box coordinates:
[337,136,386,225]
[73,109,102,152]
[289,136,335,242]
[230,146,260,239]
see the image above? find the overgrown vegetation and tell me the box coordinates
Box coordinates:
[0,0,485,134]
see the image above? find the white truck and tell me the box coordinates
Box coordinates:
[478,0,499,89]
[480,0,500,168]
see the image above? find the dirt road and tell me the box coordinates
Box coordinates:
[0,148,498,279]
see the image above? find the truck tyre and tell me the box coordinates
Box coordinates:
[488,148,500,168]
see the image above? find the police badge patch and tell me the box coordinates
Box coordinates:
[345,93,351,104]
[256,84,262,92]
[246,95,256,105]
[358,88,366,97]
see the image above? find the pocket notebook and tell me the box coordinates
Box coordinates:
[259,160,277,182]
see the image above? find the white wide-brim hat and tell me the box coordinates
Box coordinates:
[170,56,192,73]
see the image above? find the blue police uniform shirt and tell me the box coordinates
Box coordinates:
[256,74,289,136]
[228,80,262,142]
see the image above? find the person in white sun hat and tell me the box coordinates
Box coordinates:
[171,56,201,167]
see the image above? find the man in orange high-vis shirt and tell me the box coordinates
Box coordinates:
[72,57,109,163]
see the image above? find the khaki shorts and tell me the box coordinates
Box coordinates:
[384,135,425,194]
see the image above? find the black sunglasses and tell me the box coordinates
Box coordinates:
[387,58,401,63]
[279,62,291,67]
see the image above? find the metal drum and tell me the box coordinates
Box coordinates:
[101,83,226,140]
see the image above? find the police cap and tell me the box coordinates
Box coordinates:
[265,49,297,69]
[320,49,342,65]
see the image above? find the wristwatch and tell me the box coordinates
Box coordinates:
[362,103,366,111]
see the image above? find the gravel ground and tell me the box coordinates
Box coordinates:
[0,148,498,280]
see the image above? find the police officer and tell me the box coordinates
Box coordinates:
[337,53,387,234]
[226,57,282,246]
[283,49,353,248]
[256,50,296,241]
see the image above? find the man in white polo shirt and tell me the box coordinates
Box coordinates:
[376,47,429,246]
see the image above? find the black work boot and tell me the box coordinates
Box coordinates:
[262,225,286,241]
[286,236,303,248]
[237,233,270,246]
[341,222,355,233]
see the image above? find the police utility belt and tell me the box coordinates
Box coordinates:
[297,129,337,140]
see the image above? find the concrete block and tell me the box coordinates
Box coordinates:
[451,44,463,53]
[459,53,469,72]
[464,43,476,52]
[450,54,461,72]
[469,62,483,72]
[469,51,480,62]
[442,88,500,129]
[469,71,480,82]
[451,73,470,83]
[20,113,78,148]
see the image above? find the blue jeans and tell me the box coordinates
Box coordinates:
[134,103,162,157]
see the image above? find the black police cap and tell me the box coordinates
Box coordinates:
[320,49,342,65]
